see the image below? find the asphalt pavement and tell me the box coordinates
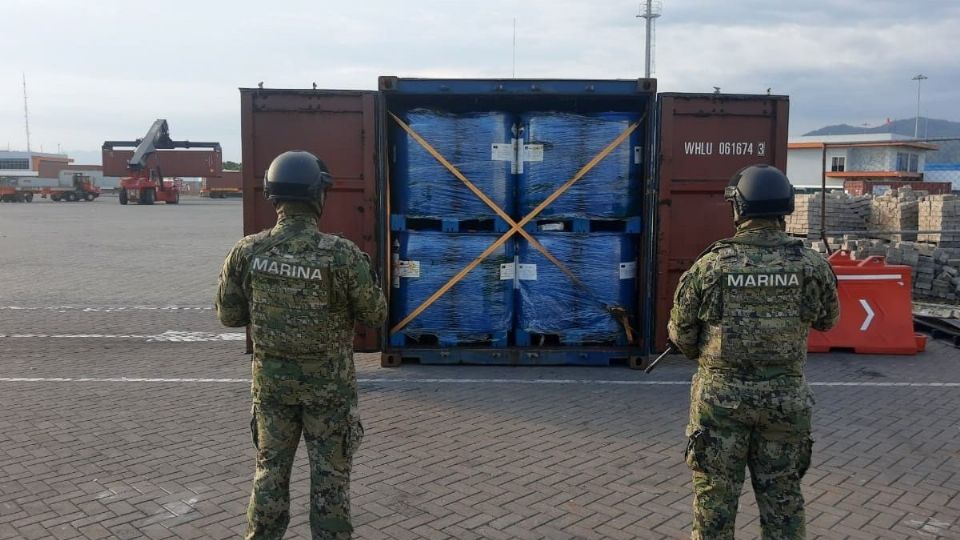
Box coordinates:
[1,196,958,539]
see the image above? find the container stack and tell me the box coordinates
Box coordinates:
[516,233,637,346]
[918,194,960,249]
[390,232,513,347]
[390,109,516,347]
[519,112,642,219]
[515,112,642,347]
[392,109,515,227]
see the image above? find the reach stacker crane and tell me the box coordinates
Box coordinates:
[102,119,222,205]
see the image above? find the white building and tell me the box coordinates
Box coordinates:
[786,134,938,190]
[0,150,71,177]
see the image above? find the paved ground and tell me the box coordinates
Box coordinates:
[1,197,959,539]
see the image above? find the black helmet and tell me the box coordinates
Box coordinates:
[724,164,794,219]
[263,151,333,209]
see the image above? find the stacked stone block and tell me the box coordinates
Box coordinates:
[866,187,920,242]
[785,192,869,238]
[806,237,960,302]
[918,194,960,248]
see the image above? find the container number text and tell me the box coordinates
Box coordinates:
[683,141,767,157]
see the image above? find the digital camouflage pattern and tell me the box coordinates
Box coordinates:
[216,201,387,540]
[668,218,839,540]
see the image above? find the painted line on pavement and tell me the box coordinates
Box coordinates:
[0,377,958,387]
[0,331,245,342]
[0,305,213,312]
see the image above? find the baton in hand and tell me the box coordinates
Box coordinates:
[644,344,676,374]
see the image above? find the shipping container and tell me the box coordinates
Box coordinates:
[102,149,222,178]
[240,79,789,363]
[652,94,789,350]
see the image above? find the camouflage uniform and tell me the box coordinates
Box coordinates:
[668,218,839,540]
[216,201,387,540]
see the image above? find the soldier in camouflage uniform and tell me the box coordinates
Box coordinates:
[668,165,839,540]
[216,151,387,540]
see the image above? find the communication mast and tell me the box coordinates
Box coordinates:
[636,1,662,78]
[23,73,32,152]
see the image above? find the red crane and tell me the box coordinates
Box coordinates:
[102,119,221,205]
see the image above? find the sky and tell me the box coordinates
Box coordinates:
[1,0,958,164]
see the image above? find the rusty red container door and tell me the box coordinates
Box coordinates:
[654,94,789,351]
[240,89,380,351]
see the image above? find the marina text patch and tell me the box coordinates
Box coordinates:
[252,257,325,281]
[725,272,800,288]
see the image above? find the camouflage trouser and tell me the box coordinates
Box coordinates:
[685,374,813,540]
[245,400,363,540]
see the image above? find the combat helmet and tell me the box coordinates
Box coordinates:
[724,164,795,220]
[263,150,334,214]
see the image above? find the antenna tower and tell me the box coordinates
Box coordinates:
[23,73,32,152]
[636,1,662,78]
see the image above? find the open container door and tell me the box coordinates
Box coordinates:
[240,88,381,351]
[652,93,789,351]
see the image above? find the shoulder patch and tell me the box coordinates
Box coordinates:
[717,247,738,260]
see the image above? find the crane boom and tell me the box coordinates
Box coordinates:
[102,119,222,172]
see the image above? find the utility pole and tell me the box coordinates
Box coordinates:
[912,74,928,138]
[23,73,32,152]
[636,1,661,78]
[512,18,517,78]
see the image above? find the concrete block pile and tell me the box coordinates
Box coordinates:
[918,194,960,249]
[785,192,870,238]
[807,237,960,302]
[866,187,921,241]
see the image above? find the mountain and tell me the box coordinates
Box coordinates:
[804,117,960,163]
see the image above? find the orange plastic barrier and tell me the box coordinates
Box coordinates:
[808,250,923,355]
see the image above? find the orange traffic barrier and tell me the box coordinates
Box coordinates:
[808,250,924,355]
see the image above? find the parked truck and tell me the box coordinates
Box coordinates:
[0,173,100,202]
[102,120,221,205]
[47,173,101,202]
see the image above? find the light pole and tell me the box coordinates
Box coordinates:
[912,74,928,138]
[637,1,661,79]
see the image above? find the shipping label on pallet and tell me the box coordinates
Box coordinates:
[517,144,545,174]
[499,261,538,288]
[490,139,520,173]
[393,260,421,288]
[619,260,637,279]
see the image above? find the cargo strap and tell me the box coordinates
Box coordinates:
[389,113,641,342]
[389,113,590,297]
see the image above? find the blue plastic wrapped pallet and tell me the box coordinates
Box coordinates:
[390,231,513,347]
[516,233,637,345]
[392,109,515,221]
[519,112,642,219]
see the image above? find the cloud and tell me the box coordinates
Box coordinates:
[0,0,957,160]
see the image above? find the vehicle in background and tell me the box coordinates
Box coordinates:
[0,173,100,202]
[201,170,241,198]
[47,173,101,202]
[102,120,221,205]
[0,177,26,202]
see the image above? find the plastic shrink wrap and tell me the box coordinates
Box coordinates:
[393,109,515,219]
[517,233,637,344]
[519,112,641,218]
[391,231,513,346]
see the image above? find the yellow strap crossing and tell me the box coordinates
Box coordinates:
[389,113,640,337]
